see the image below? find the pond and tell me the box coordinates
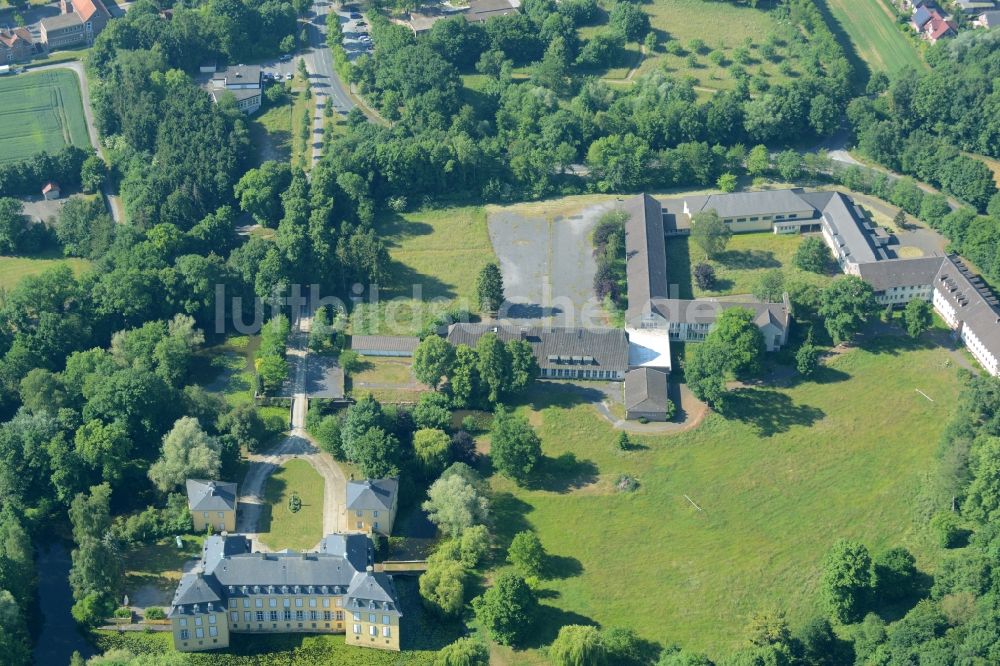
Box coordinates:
[34,543,95,664]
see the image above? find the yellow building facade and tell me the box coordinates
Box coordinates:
[185,479,237,533]
[170,534,402,653]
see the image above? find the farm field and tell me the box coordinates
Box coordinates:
[0,255,90,290]
[819,0,924,74]
[0,69,90,163]
[487,338,960,659]
[257,459,325,551]
[357,206,496,336]
[666,232,835,299]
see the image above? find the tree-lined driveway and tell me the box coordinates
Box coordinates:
[236,315,347,549]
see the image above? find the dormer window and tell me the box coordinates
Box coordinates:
[253,585,260,594]
[282,585,288,594]
[308,585,314,594]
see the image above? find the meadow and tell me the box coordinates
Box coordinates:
[819,0,924,75]
[665,232,835,299]
[0,69,90,163]
[354,206,496,336]
[486,337,961,659]
[0,255,90,290]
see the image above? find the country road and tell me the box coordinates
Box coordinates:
[27,60,125,224]
[302,1,355,169]
[236,313,347,549]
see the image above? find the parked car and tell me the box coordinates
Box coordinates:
[279,54,293,62]
[285,72,293,80]
[349,12,362,18]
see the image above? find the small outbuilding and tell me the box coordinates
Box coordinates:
[186,479,238,533]
[42,182,61,200]
[623,368,671,421]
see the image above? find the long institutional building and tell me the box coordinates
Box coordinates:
[624,188,1000,377]
[169,533,402,653]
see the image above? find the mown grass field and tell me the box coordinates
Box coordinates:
[819,0,923,74]
[487,338,960,659]
[0,255,90,290]
[665,232,835,299]
[0,69,90,163]
[356,207,496,336]
[258,459,325,551]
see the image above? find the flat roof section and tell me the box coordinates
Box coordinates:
[626,328,672,371]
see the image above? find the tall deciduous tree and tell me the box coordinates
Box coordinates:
[507,530,545,579]
[902,299,932,338]
[690,210,732,258]
[418,557,466,617]
[472,571,538,646]
[489,406,541,483]
[822,539,872,624]
[549,624,607,666]
[423,465,490,535]
[413,335,456,389]
[148,417,222,492]
[819,276,878,345]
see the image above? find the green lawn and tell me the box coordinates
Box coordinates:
[0,255,90,290]
[249,99,292,165]
[819,0,924,74]
[666,232,835,299]
[632,0,799,91]
[487,338,960,659]
[258,459,325,551]
[354,206,496,336]
[0,69,90,163]
[123,536,203,601]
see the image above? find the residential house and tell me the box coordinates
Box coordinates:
[350,335,420,357]
[857,257,944,307]
[623,368,670,421]
[41,182,61,200]
[39,13,87,50]
[59,0,112,45]
[446,322,630,380]
[932,257,1000,376]
[346,479,399,536]
[923,11,958,41]
[169,533,401,652]
[0,28,33,63]
[973,9,1000,26]
[204,64,263,114]
[912,5,936,30]
[186,479,238,533]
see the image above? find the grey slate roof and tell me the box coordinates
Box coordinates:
[351,335,420,354]
[647,298,790,329]
[346,572,401,616]
[685,190,816,219]
[934,256,1000,353]
[978,9,1000,24]
[813,192,884,265]
[623,194,670,324]
[170,533,396,618]
[623,368,669,413]
[186,479,237,512]
[171,571,223,608]
[213,64,262,86]
[346,478,398,512]
[41,13,84,31]
[446,323,630,373]
[858,256,945,292]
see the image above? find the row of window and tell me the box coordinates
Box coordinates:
[353,624,392,637]
[352,612,393,625]
[229,597,342,609]
[178,615,216,627]
[233,610,344,623]
[179,627,218,640]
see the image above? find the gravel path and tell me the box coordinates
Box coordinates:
[236,315,347,549]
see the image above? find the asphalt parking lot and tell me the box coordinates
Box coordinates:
[488,201,618,327]
[336,4,373,59]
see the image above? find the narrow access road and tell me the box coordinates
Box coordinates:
[236,313,347,549]
[28,60,125,224]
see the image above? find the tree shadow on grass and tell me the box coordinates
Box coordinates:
[376,212,435,246]
[521,605,598,649]
[716,249,780,270]
[542,553,583,580]
[856,327,940,357]
[526,453,599,493]
[724,388,824,437]
[523,381,607,410]
[491,492,534,545]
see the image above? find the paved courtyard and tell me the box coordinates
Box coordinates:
[488,201,617,327]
